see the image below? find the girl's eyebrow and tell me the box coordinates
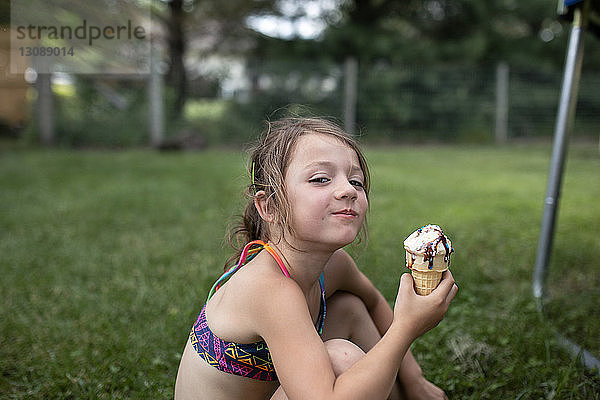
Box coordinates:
[305,160,335,170]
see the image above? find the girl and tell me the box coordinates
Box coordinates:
[175,117,458,400]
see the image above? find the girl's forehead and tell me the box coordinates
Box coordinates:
[290,133,359,164]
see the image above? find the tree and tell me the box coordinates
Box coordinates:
[317,0,599,70]
[157,0,278,117]
[165,0,187,117]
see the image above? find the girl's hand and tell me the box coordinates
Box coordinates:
[393,270,457,340]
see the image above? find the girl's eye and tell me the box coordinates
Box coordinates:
[350,180,364,189]
[309,177,330,184]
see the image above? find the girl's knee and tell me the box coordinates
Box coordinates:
[270,340,364,399]
[324,338,365,376]
[323,292,379,344]
[327,292,369,321]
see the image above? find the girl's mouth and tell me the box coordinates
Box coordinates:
[333,209,358,217]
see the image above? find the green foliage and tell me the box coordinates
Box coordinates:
[1,144,599,398]
[16,0,600,148]
[319,0,600,70]
[183,99,228,144]
[185,59,344,144]
[28,60,600,148]
[52,77,151,147]
[25,77,198,148]
[357,64,496,142]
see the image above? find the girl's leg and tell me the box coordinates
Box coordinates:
[322,291,403,400]
[271,292,404,400]
[325,292,448,400]
[322,291,381,349]
[269,339,365,400]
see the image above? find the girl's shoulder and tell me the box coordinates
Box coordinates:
[205,252,302,343]
[210,250,301,312]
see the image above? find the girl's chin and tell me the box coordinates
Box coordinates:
[318,234,360,249]
[285,236,358,251]
[283,226,362,249]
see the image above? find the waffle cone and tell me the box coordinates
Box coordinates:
[411,269,443,295]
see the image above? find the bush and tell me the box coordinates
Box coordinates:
[52,77,151,148]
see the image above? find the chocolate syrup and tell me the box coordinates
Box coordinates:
[412,225,454,270]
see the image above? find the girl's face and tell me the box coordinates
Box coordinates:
[282,133,368,250]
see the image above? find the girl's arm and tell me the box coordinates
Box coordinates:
[324,249,450,398]
[251,267,456,400]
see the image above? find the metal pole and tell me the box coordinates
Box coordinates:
[532,7,586,302]
[495,62,509,144]
[149,43,164,148]
[533,0,600,374]
[37,73,55,146]
[344,57,358,135]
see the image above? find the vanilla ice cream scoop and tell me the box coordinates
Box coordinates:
[404,224,454,295]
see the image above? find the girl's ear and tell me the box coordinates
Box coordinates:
[254,190,275,223]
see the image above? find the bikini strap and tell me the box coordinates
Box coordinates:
[316,272,326,336]
[207,240,290,299]
[260,242,291,278]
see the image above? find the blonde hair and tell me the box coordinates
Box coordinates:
[226,117,370,267]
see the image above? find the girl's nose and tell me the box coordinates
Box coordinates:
[335,179,358,200]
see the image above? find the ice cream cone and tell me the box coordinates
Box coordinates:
[403,224,454,296]
[411,269,443,296]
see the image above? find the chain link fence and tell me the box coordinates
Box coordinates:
[29,59,600,146]
[225,59,600,144]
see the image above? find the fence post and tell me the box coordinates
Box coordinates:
[148,45,164,148]
[344,57,358,135]
[495,62,509,144]
[37,73,55,146]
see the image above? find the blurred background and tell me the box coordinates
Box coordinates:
[1,0,600,148]
[1,1,600,398]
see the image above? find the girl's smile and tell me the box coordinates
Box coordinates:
[332,208,359,218]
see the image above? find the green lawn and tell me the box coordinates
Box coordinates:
[1,144,599,399]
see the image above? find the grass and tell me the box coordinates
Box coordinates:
[1,143,599,399]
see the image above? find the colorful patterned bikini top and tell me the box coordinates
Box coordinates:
[189,240,326,381]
